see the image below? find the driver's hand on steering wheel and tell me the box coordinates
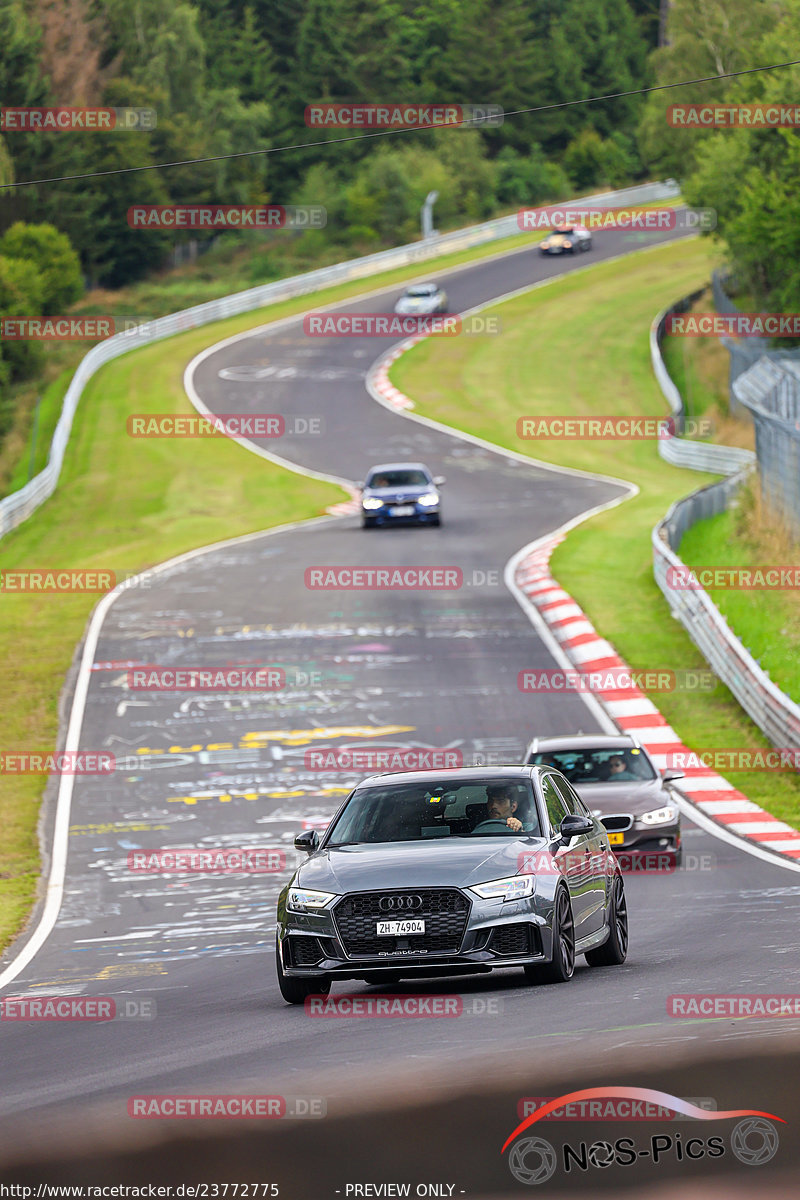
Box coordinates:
[506,817,523,832]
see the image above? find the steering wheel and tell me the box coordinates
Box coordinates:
[470,819,514,834]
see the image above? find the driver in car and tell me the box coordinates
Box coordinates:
[482,784,525,832]
[607,755,638,781]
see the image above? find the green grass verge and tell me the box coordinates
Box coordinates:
[0,223,571,955]
[391,237,800,829]
[678,506,800,703]
[1,227,546,503]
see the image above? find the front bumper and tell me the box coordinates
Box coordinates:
[362,503,440,524]
[278,891,552,980]
[604,823,681,859]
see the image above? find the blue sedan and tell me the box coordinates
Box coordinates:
[359,461,444,528]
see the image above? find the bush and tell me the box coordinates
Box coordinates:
[0,222,83,312]
[0,255,45,379]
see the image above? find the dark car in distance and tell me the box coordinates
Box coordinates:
[525,734,683,861]
[539,224,592,254]
[276,766,628,1003]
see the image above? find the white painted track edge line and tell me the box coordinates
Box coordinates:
[0,510,340,991]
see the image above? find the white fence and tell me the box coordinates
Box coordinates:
[651,297,755,474]
[651,293,799,751]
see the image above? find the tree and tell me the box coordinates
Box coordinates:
[0,223,83,311]
[0,255,45,378]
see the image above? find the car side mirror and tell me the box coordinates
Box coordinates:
[355,482,364,491]
[661,768,684,782]
[559,813,593,839]
[294,829,319,854]
[433,476,446,486]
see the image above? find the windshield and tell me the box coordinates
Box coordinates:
[405,285,436,297]
[366,469,430,488]
[326,777,542,845]
[530,747,657,783]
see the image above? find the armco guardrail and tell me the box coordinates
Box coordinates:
[653,483,800,751]
[0,180,679,543]
[651,294,755,474]
[651,294,799,751]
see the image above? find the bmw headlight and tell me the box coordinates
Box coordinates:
[469,875,534,901]
[639,805,678,827]
[286,888,337,913]
[417,492,439,506]
[362,497,384,510]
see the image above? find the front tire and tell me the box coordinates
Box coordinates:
[585,874,628,967]
[524,887,575,984]
[276,938,331,1005]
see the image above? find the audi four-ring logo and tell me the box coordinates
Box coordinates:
[378,895,422,911]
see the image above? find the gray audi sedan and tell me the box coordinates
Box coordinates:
[276,766,627,1004]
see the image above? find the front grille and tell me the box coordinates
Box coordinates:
[601,814,634,832]
[334,889,470,958]
[288,936,324,966]
[490,924,534,957]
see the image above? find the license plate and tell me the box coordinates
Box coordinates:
[376,919,425,936]
[389,505,415,516]
[607,832,625,846]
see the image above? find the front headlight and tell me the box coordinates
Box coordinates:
[362,497,384,510]
[639,805,678,827]
[417,492,439,506]
[286,888,337,913]
[469,875,534,901]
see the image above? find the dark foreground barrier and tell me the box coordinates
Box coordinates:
[1,1032,798,1198]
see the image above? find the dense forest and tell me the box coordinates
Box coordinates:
[1,0,799,406]
[0,0,661,289]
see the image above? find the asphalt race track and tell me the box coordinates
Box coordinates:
[2,223,800,1181]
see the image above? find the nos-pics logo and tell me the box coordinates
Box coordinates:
[501,1087,782,1185]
